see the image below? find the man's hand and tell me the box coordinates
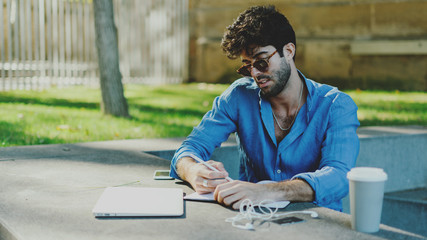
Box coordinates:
[176,156,230,194]
[214,179,315,210]
[214,180,281,209]
[214,181,264,209]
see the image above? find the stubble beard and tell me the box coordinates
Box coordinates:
[259,58,291,98]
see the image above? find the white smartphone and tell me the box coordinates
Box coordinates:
[153,170,174,180]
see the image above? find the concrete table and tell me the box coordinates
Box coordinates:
[0,141,425,240]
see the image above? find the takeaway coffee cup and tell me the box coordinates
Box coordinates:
[347,167,388,233]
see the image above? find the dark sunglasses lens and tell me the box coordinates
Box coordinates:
[237,66,252,76]
[237,58,270,77]
[253,60,269,72]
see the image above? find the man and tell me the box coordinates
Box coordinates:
[170,5,360,211]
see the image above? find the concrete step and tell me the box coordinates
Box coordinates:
[382,188,427,237]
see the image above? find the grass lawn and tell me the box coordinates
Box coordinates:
[348,90,426,126]
[0,84,425,147]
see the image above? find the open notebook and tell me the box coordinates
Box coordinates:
[92,187,184,217]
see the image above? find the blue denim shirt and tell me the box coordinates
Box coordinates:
[170,71,360,211]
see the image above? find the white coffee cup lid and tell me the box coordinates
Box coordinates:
[347,167,388,182]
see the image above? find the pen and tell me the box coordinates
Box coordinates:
[189,154,233,182]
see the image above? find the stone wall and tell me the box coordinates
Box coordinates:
[188,0,427,91]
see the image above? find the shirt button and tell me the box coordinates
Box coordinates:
[277,169,281,174]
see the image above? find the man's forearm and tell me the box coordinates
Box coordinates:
[270,179,315,202]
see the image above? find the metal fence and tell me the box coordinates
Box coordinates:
[0,0,189,91]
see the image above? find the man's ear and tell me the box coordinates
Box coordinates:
[282,43,296,60]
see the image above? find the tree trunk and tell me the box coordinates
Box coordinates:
[93,0,130,118]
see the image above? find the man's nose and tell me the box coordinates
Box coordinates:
[251,66,263,78]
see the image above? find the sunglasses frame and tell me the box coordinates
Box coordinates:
[237,50,278,77]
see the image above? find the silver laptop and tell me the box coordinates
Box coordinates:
[92,187,184,217]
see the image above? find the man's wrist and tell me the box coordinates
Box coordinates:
[176,156,196,182]
[290,178,315,201]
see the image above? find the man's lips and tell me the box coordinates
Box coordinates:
[256,77,271,88]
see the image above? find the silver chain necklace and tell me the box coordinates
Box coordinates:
[272,84,303,131]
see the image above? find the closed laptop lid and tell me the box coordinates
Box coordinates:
[92,187,184,217]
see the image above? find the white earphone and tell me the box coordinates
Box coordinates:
[226,199,318,230]
[234,222,255,230]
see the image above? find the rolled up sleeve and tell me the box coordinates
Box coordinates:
[292,93,360,211]
[170,88,238,179]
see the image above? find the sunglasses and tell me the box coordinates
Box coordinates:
[237,50,278,77]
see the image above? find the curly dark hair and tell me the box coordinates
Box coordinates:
[221,5,296,60]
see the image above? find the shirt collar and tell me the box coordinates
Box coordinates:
[297,70,314,113]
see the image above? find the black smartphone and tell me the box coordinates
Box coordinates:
[272,216,305,225]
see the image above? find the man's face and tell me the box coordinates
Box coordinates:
[240,46,291,98]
